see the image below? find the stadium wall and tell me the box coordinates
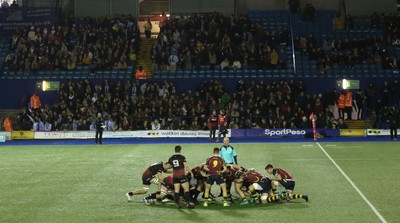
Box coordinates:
[170,0,234,15]
[74,0,137,17]
[20,0,397,17]
[345,0,397,15]
[0,77,397,109]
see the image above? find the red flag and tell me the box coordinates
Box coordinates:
[310,113,317,141]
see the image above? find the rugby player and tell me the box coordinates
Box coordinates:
[234,168,264,205]
[265,164,308,202]
[189,163,207,204]
[143,175,175,205]
[168,145,195,208]
[126,161,171,201]
[203,147,229,207]
[247,175,281,204]
[222,164,242,201]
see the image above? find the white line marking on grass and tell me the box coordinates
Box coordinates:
[316,142,388,223]
[284,158,379,161]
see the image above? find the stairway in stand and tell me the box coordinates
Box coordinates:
[137,37,156,78]
[344,120,366,129]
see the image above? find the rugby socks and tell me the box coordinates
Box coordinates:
[184,192,191,203]
[165,194,174,200]
[251,192,259,203]
[128,192,133,196]
[174,194,180,204]
[291,194,304,199]
[193,189,201,201]
[145,193,157,200]
[266,195,279,203]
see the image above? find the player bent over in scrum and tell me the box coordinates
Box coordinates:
[126,162,171,201]
[143,175,175,205]
[188,164,208,204]
[234,168,263,205]
[203,147,229,207]
[248,176,281,204]
[265,164,308,202]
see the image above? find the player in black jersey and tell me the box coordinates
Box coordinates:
[168,145,195,208]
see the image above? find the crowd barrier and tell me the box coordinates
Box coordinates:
[4,129,399,141]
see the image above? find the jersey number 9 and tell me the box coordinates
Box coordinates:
[213,160,219,167]
[172,160,179,167]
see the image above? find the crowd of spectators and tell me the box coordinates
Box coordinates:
[15,78,400,132]
[296,12,399,74]
[151,13,290,72]
[4,14,140,75]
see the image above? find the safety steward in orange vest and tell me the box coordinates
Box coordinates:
[3,116,12,131]
[135,66,147,79]
[30,93,41,110]
[337,91,345,119]
[344,90,353,120]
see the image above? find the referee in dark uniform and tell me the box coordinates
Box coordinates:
[389,106,399,140]
[95,113,105,144]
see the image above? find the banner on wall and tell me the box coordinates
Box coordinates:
[230,128,340,138]
[366,129,399,136]
[0,132,6,142]
[0,7,55,32]
[33,130,230,139]
[11,131,35,140]
[339,129,366,137]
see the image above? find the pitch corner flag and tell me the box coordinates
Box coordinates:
[309,113,317,141]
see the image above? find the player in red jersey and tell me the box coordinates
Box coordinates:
[222,164,241,200]
[265,164,308,202]
[203,147,229,207]
[188,164,207,204]
[126,161,171,201]
[217,110,228,142]
[168,145,195,208]
[234,168,264,205]
[143,175,175,205]
[209,110,218,142]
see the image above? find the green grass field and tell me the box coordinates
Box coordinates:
[0,142,399,223]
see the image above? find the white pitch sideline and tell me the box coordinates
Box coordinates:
[316,142,388,223]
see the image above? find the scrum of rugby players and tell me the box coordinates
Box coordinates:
[137,163,308,206]
[131,147,308,206]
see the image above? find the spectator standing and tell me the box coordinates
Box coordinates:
[337,90,345,119]
[344,89,353,120]
[143,18,152,38]
[3,116,12,131]
[208,110,218,142]
[159,12,168,31]
[355,89,364,120]
[30,92,41,111]
[217,110,228,142]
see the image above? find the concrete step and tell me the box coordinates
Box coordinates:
[344,120,366,129]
